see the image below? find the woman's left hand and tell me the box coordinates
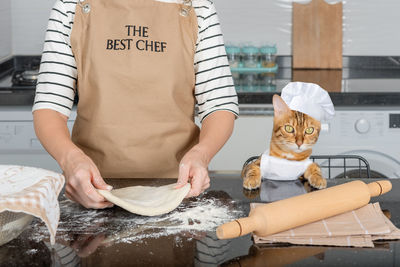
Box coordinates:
[176,146,210,197]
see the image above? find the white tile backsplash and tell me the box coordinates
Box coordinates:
[0,0,12,61]
[4,0,400,56]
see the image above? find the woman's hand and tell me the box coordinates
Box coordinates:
[63,149,113,209]
[176,146,210,198]
[33,109,113,209]
[175,111,236,197]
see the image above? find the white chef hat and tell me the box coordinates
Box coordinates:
[280,82,335,122]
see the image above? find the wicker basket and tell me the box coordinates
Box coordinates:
[0,211,33,246]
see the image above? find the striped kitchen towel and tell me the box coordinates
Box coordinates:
[0,165,65,245]
[252,202,400,247]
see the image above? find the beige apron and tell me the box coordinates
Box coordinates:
[70,0,199,178]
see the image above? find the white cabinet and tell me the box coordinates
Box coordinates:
[204,111,274,172]
[0,106,75,172]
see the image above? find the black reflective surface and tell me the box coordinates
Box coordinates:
[0,176,399,267]
[1,56,400,106]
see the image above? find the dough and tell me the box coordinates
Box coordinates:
[98,183,190,216]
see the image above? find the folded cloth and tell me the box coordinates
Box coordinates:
[0,165,65,245]
[252,202,400,248]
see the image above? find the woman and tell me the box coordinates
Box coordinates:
[33,0,238,209]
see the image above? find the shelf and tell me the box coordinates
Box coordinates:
[231,64,278,73]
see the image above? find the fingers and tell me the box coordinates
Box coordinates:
[81,178,108,204]
[66,168,113,209]
[202,180,210,191]
[175,163,190,189]
[66,185,112,209]
[91,166,113,191]
[186,168,210,198]
[187,173,204,197]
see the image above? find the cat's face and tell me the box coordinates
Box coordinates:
[271,95,321,154]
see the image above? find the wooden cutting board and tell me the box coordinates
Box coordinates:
[292,69,342,92]
[292,0,343,69]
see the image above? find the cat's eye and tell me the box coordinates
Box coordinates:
[305,127,314,134]
[284,125,294,133]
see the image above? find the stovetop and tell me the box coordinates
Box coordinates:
[0,56,40,90]
[12,69,39,86]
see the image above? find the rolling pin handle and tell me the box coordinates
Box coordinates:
[367,180,392,197]
[216,217,255,239]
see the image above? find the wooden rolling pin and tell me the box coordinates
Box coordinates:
[217,180,392,240]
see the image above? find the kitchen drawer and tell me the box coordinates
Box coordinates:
[0,121,75,151]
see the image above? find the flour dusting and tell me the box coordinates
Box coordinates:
[25,248,38,255]
[28,191,244,245]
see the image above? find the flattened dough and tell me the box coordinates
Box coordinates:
[98,183,190,216]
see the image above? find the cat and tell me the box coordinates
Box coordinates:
[242,94,327,190]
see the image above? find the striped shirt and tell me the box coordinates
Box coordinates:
[32,0,239,122]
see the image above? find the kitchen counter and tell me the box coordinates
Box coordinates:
[1,56,400,107]
[2,75,400,107]
[1,175,400,267]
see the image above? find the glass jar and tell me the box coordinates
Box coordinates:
[225,46,241,69]
[260,45,277,68]
[242,46,260,68]
[259,73,276,92]
[241,73,259,92]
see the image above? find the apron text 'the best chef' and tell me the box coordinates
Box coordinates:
[70,0,199,178]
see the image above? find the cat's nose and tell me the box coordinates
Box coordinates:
[296,140,303,148]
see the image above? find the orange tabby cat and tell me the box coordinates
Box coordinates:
[242,94,327,190]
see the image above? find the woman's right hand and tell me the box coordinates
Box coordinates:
[33,109,113,209]
[62,149,113,209]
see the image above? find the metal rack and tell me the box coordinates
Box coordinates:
[310,155,371,179]
[243,155,372,179]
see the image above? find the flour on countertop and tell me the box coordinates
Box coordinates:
[29,191,244,244]
[25,248,38,255]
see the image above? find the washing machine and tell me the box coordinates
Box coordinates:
[313,106,400,179]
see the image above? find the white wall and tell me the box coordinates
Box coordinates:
[214,0,400,56]
[6,0,400,56]
[0,0,12,61]
[11,0,54,55]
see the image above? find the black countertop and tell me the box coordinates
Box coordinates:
[1,56,400,107]
[1,176,399,267]
[2,78,400,107]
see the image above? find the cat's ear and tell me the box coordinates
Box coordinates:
[273,94,291,117]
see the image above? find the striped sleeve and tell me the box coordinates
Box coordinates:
[32,0,77,118]
[193,1,239,122]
